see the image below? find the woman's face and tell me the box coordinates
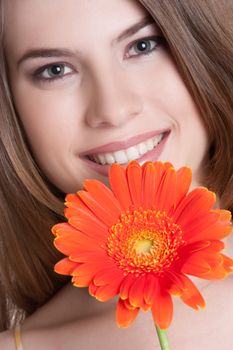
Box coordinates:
[4,0,208,193]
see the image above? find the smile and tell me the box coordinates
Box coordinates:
[88,134,163,165]
[80,130,170,176]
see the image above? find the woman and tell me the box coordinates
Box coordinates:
[0,0,233,349]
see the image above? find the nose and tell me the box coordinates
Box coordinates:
[84,65,143,128]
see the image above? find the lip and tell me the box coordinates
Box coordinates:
[80,129,169,156]
[80,130,170,177]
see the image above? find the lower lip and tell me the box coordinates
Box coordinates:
[80,132,170,177]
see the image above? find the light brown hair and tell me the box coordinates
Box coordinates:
[0,0,233,331]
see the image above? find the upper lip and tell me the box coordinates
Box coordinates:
[80,129,170,157]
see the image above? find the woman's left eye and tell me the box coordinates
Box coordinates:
[126,36,164,58]
[32,63,74,83]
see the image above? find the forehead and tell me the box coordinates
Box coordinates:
[4,0,150,51]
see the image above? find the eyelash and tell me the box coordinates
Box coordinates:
[32,35,165,84]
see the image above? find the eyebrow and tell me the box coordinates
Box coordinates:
[113,15,155,44]
[17,15,155,67]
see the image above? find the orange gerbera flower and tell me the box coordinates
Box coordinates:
[52,161,233,330]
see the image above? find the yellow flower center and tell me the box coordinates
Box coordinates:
[106,208,184,276]
[135,239,153,253]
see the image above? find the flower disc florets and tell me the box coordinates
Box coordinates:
[107,208,184,276]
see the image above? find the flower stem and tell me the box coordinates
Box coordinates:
[155,325,171,350]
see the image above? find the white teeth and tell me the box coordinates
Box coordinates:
[105,153,115,165]
[113,150,128,163]
[146,138,154,151]
[126,146,139,161]
[89,134,164,165]
[153,134,163,146]
[137,141,148,155]
[98,154,106,165]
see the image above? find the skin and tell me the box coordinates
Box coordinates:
[1,1,233,349]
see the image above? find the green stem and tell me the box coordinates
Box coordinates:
[155,325,171,350]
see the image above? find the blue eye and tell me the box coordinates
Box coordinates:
[40,64,72,78]
[126,36,165,58]
[33,63,74,83]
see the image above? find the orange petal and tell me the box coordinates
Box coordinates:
[93,267,124,286]
[65,193,90,211]
[150,162,167,209]
[128,275,146,308]
[95,279,122,301]
[164,270,186,292]
[144,274,159,305]
[119,274,136,300]
[72,274,94,287]
[54,231,103,256]
[155,166,177,212]
[151,289,173,330]
[116,298,139,328]
[68,210,108,241]
[109,164,132,211]
[181,257,211,276]
[178,274,205,309]
[54,258,78,275]
[142,162,156,209]
[182,209,232,242]
[84,179,123,217]
[178,241,211,256]
[180,241,227,278]
[200,263,228,279]
[64,206,92,219]
[175,167,192,206]
[222,254,233,272]
[72,261,109,277]
[78,190,117,226]
[68,251,107,263]
[174,188,216,225]
[52,222,71,235]
[126,161,142,208]
[89,282,98,296]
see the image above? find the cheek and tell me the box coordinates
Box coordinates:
[11,81,83,153]
[145,56,197,118]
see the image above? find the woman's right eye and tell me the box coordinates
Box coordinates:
[33,63,74,83]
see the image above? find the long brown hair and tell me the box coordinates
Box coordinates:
[0,1,68,331]
[0,0,233,331]
[139,0,233,209]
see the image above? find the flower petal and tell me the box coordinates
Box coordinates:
[175,167,192,206]
[174,188,216,225]
[182,209,232,242]
[119,274,136,300]
[93,267,124,286]
[128,275,146,308]
[72,274,94,287]
[94,279,122,301]
[54,230,103,256]
[151,288,173,330]
[84,179,123,217]
[181,257,211,276]
[65,193,90,212]
[68,209,108,240]
[54,258,78,275]
[142,162,157,209]
[109,163,132,211]
[126,161,142,208]
[178,274,205,309]
[156,166,177,212]
[144,274,159,305]
[78,190,117,226]
[116,298,139,328]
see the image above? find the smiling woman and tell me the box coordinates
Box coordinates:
[0,0,233,349]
